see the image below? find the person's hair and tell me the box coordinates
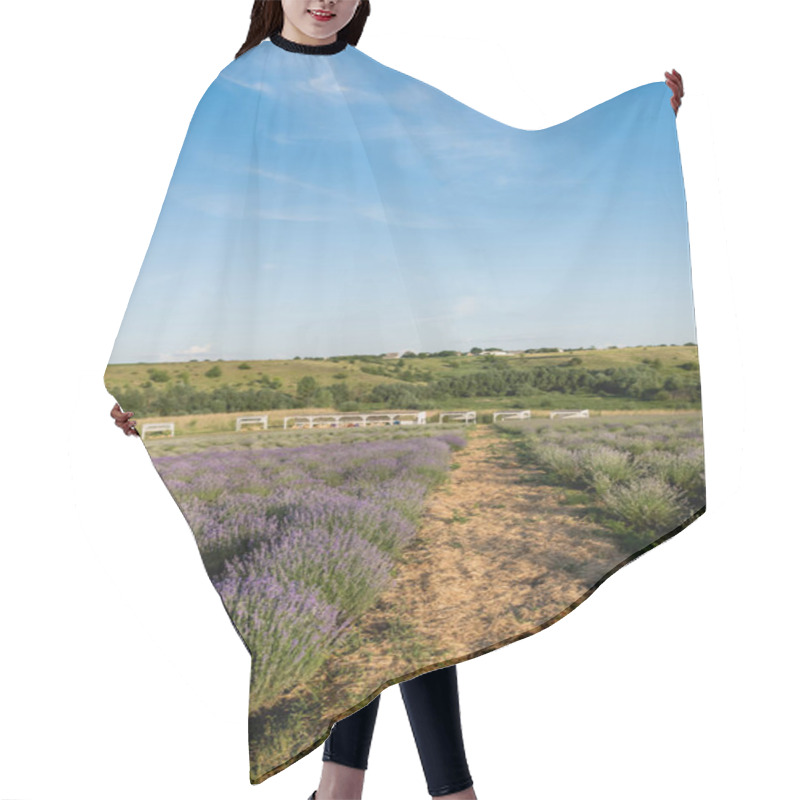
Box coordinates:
[236,1,371,59]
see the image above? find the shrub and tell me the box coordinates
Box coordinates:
[536,444,585,486]
[580,445,636,490]
[634,448,705,501]
[437,433,467,450]
[602,476,687,536]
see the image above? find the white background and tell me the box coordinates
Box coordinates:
[1,1,797,798]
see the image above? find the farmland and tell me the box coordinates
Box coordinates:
[140,409,704,779]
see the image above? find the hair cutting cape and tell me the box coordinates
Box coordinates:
[104,32,705,785]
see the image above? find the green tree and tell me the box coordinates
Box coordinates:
[296,376,318,403]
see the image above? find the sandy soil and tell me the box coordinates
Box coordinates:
[318,424,630,700]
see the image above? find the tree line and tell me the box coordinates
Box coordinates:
[107,363,700,417]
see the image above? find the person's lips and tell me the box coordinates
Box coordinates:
[308,9,335,21]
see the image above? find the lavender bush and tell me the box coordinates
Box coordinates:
[151,434,460,707]
[602,476,688,538]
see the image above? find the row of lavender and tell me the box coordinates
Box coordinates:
[505,415,705,547]
[152,433,466,707]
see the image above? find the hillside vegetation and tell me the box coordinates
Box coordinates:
[104,345,701,420]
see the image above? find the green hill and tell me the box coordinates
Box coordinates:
[104,344,701,421]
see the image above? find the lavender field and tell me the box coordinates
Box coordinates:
[150,431,466,709]
[139,413,704,780]
[499,412,705,548]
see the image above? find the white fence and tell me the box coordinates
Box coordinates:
[493,410,531,422]
[283,411,427,429]
[236,415,268,431]
[438,411,477,424]
[141,422,175,439]
[549,409,590,419]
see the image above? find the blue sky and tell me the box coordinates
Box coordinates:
[109,41,696,364]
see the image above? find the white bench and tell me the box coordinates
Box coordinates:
[493,410,531,422]
[439,411,477,424]
[549,409,590,419]
[236,415,268,431]
[141,422,175,439]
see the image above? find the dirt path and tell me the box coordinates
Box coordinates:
[320,425,629,696]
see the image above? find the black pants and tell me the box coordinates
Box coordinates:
[323,664,474,797]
